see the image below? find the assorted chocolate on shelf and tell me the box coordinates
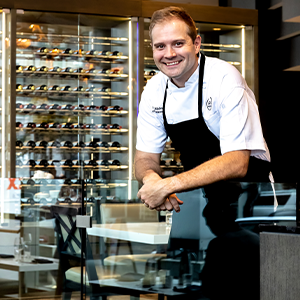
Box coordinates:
[16,104,127,116]
[16,158,125,169]
[35,47,125,58]
[16,138,123,150]
[144,70,157,76]
[36,103,49,109]
[15,83,124,95]
[36,66,48,72]
[16,121,126,131]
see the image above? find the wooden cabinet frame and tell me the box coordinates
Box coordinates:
[1,0,257,25]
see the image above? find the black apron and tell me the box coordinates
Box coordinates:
[165,54,271,257]
[162,53,271,183]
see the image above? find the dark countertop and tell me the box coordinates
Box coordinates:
[259,223,300,234]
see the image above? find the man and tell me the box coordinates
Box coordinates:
[135,6,271,212]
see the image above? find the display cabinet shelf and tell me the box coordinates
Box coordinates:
[163,147,176,153]
[16,147,129,153]
[16,127,128,135]
[17,31,129,42]
[21,201,96,206]
[16,96,127,102]
[16,70,129,78]
[35,53,128,60]
[16,108,129,116]
[160,165,183,170]
[17,165,129,171]
[16,89,129,97]
[20,181,127,188]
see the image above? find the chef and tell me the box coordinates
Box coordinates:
[135,6,271,212]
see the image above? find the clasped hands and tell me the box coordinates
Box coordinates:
[137,173,183,212]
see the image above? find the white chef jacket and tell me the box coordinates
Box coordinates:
[136,55,270,162]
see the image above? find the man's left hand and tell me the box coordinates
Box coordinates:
[137,175,169,208]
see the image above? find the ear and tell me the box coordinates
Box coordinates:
[194,35,201,54]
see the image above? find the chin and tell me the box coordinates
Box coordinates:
[162,69,181,79]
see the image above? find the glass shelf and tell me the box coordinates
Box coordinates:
[16,31,129,42]
[16,146,129,153]
[16,108,129,116]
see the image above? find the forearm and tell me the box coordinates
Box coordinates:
[134,150,162,184]
[136,150,249,211]
[166,150,250,194]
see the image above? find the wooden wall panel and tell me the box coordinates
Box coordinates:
[0,0,142,17]
[1,0,257,25]
[141,1,258,25]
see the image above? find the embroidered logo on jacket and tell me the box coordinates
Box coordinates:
[152,106,163,113]
[206,97,212,111]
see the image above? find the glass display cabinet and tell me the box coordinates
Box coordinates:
[0,11,139,201]
[0,9,139,298]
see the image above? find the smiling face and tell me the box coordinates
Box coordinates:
[151,18,201,88]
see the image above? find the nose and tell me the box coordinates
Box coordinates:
[165,46,176,59]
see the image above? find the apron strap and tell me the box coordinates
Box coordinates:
[162,80,168,126]
[198,53,205,117]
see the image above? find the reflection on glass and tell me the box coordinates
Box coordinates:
[201,192,260,300]
[0,179,297,299]
[14,237,24,262]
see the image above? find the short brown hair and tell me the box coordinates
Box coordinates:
[149,6,197,42]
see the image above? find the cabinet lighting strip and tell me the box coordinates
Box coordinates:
[200,49,231,53]
[16,41,122,46]
[128,19,133,199]
[202,43,241,48]
[242,26,245,78]
[1,11,6,223]
[1,12,6,179]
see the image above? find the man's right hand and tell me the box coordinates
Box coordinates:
[134,150,183,211]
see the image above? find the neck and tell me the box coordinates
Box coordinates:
[171,78,185,88]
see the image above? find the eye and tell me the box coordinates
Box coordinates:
[175,41,183,47]
[155,44,165,50]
